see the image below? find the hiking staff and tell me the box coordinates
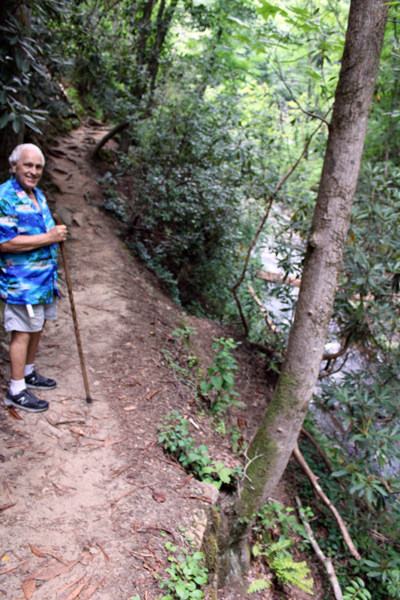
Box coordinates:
[53,213,92,404]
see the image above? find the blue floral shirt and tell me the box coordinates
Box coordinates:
[0,178,59,305]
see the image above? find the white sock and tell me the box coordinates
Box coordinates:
[10,379,26,396]
[24,364,34,377]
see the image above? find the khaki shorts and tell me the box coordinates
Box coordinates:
[4,300,57,333]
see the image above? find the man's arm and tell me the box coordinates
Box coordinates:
[0,225,67,254]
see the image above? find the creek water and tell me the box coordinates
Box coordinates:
[260,243,400,484]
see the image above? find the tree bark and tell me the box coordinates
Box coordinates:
[219,0,389,583]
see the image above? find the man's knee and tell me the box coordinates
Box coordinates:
[10,330,32,346]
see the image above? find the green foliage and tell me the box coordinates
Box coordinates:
[253,500,311,551]
[251,538,313,595]
[291,428,400,600]
[228,423,247,455]
[97,171,129,222]
[157,411,239,489]
[343,578,372,600]
[315,365,400,508]
[0,0,70,139]
[247,578,271,593]
[199,338,242,414]
[120,86,254,315]
[250,501,313,594]
[159,542,208,600]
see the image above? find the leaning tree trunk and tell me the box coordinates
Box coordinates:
[219,0,389,583]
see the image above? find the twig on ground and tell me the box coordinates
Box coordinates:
[114,482,160,503]
[96,542,110,568]
[157,455,186,472]
[293,444,361,560]
[295,495,343,600]
[137,525,177,542]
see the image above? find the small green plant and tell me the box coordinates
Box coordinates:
[214,419,226,435]
[343,577,372,600]
[158,542,208,599]
[254,501,310,551]
[199,338,242,413]
[250,539,314,595]
[229,424,247,455]
[172,323,198,345]
[158,411,237,488]
[247,578,271,593]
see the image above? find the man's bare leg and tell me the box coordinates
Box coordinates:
[26,330,42,366]
[9,330,31,380]
[5,329,49,412]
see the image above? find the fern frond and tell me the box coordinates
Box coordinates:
[271,556,314,594]
[247,579,271,594]
[265,538,292,556]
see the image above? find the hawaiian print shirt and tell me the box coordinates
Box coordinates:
[0,178,59,305]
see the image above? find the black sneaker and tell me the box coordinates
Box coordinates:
[4,389,49,413]
[25,370,56,390]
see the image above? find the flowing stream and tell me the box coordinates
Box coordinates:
[260,243,400,483]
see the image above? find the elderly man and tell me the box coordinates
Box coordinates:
[0,144,67,413]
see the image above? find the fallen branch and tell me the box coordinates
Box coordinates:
[293,443,361,560]
[295,496,343,600]
[90,121,128,158]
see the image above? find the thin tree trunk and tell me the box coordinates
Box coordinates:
[218,0,389,584]
[147,0,179,94]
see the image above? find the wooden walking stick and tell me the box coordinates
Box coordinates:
[53,214,92,404]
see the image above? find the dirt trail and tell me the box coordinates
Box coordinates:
[0,126,224,600]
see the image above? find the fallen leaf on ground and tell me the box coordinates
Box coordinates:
[0,560,26,575]
[61,580,86,600]
[153,492,166,503]
[146,389,162,400]
[32,557,81,580]
[0,503,15,512]
[58,574,85,593]
[103,438,124,447]
[29,545,47,558]
[81,581,103,598]
[22,578,35,599]
[7,407,23,420]
[96,542,109,568]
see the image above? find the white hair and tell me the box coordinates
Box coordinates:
[9,144,45,167]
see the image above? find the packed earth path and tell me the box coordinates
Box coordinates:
[0,126,317,600]
[0,125,235,600]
